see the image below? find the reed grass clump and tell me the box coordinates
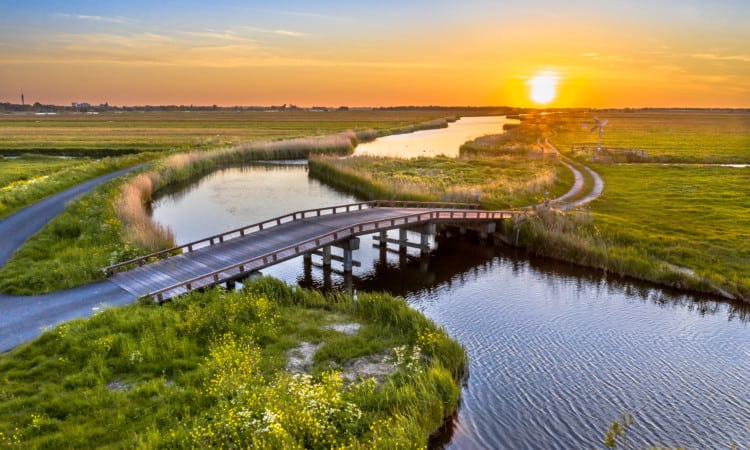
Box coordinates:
[309,153,565,209]
[115,173,175,251]
[0,278,466,448]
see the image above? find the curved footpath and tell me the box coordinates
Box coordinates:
[0,153,604,354]
[0,165,143,353]
[544,139,604,209]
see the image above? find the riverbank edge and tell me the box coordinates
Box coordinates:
[307,156,747,304]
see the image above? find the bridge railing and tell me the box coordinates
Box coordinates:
[147,208,515,303]
[103,200,480,275]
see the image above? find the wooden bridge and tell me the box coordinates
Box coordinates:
[104,200,522,303]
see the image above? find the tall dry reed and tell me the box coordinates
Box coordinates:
[116,173,175,250]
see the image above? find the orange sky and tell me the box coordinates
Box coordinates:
[1,1,749,107]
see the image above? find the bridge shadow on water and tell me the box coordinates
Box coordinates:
[295,233,749,325]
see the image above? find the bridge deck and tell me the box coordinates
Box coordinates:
[108,204,517,302]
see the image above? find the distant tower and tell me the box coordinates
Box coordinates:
[21,94,25,106]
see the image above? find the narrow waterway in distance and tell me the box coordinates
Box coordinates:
[152,118,750,449]
[353,115,517,158]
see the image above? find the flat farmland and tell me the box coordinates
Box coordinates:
[0,109,455,155]
[552,110,750,163]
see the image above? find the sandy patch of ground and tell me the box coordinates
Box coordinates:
[286,322,397,381]
[322,322,361,335]
[286,341,324,374]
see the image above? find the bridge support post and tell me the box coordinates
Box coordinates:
[322,265,333,290]
[399,229,408,254]
[303,256,313,286]
[378,230,387,248]
[478,222,497,242]
[419,223,435,256]
[225,280,236,291]
[339,238,360,272]
[321,246,332,267]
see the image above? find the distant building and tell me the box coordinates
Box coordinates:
[21,94,24,106]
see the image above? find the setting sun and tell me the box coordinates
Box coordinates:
[527,72,560,105]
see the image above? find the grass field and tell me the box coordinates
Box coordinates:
[545,110,750,299]
[0,278,466,448]
[0,110,464,156]
[0,154,151,219]
[592,164,749,294]
[551,110,750,163]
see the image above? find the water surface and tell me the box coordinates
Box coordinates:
[353,116,517,158]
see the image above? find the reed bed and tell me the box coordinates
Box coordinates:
[309,153,565,210]
[115,173,174,251]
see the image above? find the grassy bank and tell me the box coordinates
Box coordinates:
[309,151,570,210]
[0,154,153,219]
[0,278,467,448]
[0,173,147,295]
[514,110,750,300]
[593,164,748,297]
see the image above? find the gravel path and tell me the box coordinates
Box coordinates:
[544,139,604,210]
[0,165,143,353]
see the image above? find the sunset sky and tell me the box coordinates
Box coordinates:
[1,0,748,108]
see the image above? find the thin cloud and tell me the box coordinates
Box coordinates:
[240,26,308,38]
[692,53,750,63]
[182,29,257,43]
[272,29,307,38]
[253,8,351,22]
[56,13,133,24]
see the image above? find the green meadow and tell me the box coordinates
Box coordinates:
[0,279,466,448]
[0,109,461,156]
[552,110,750,163]
[518,110,750,299]
[0,154,151,219]
[592,164,749,293]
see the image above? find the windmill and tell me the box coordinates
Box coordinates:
[588,116,608,151]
